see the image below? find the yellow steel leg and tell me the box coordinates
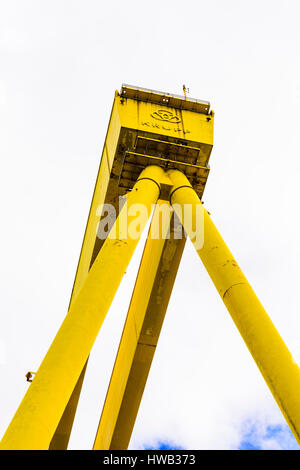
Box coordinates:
[93,202,186,450]
[48,360,88,449]
[167,169,300,445]
[50,192,124,449]
[0,166,164,450]
[108,229,186,450]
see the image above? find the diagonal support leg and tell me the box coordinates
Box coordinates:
[0,166,164,450]
[167,169,300,445]
[93,202,186,450]
[49,191,124,449]
[49,199,123,449]
[48,360,88,449]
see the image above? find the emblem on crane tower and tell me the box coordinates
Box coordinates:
[151,109,181,123]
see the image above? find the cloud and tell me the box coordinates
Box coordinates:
[238,421,299,451]
[1,0,300,451]
[141,421,300,451]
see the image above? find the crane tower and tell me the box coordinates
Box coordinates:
[1,85,300,450]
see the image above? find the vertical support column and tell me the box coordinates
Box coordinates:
[93,203,186,450]
[167,169,300,445]
[0,166,164,450]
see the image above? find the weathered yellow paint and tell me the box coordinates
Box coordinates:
[0,166,164,450]
[68,84,213,306]
[116,94,214,145]
[167,169,300,445]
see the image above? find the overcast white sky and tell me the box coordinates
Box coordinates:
[1,0,300,450]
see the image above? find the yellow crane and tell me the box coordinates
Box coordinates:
[1,85,299,450]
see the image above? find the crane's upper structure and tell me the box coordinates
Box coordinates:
[1,85,300,450]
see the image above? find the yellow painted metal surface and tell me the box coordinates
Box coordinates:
[4,82,299,450]
[3,85,216,448]
[93,202,186,450]
[108,230,186,450]
[50,85,214,448]
[0,166,164,450]
[48,360,88,449]
[48,85,214,448]
[167,169,300,445]
[49,92,123,449]
[93,201,171,450]
[114,85,213,198]
[70,92,120,301]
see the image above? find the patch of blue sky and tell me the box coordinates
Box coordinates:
[238,421,299,450]
[142,422,300,450]
[144,441,184,450]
